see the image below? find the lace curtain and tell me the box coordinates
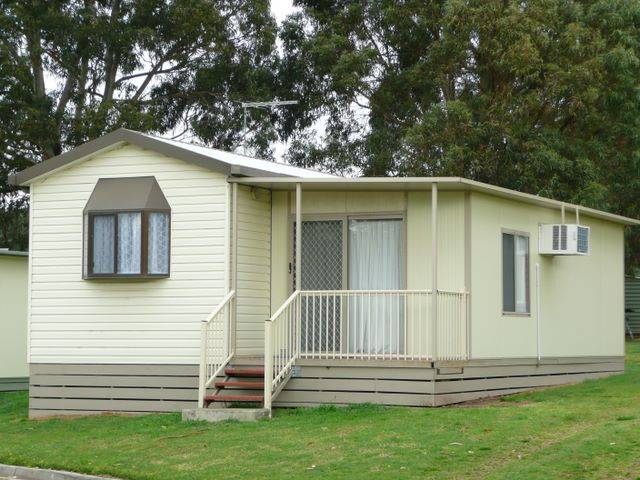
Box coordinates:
[92,215,115,273]
[148,212,170,274]
[117,212,141,274]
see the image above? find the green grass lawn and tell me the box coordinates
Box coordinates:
[1,344,640,480]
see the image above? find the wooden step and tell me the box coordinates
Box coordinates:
[224,366,265,377]
[204,393,264,404]
[214,380,264,389]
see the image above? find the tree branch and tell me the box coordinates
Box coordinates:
[362,22,391,69]
[55,74,76,118]
[114,65,186,86]
[129,52,189,102]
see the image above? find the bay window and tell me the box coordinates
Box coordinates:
[84,177,170,278]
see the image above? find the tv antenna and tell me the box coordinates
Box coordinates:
[240,100,298,155]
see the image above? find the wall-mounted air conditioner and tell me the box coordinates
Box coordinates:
[538,224,590,255]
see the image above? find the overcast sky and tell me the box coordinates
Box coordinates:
[270,0,297,23]
[263,1,299,160]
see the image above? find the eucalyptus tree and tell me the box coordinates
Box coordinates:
[279,0,640,268]
[0,0,278,249]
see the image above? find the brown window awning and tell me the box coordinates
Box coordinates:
[84,176,170,213]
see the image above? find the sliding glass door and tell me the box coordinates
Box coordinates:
[348,219,404,355]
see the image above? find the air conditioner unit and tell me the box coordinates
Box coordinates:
[538,224,590,255]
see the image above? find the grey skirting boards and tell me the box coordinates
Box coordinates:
[27,357,624,417]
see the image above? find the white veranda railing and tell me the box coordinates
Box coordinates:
[295,290,469,361]
[435,290,470,361]
[198,290,236,408]
[264,290,300,411]
[264,289,469,410]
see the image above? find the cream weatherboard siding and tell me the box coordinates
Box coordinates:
[0,253,29,389]
[29,144,229,364]
[234,185,271,355]
[470,192,625,359]
[270,191,290,313]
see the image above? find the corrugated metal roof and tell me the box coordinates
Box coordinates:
[9,128,337,186]
[138,133,336,179]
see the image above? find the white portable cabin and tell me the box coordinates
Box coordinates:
[10,129,638,418]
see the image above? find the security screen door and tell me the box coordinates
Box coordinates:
[295,217,405,356]
[296,220,344,353]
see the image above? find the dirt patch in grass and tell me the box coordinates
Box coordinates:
[448,394,535,408]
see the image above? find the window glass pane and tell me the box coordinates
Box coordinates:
[502,233,515,312]
[148,212,170,274]
[92,215,115,274]
[514,235,529,313]
[117,212,141,274]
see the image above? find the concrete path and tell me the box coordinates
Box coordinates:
[0,465,120,480]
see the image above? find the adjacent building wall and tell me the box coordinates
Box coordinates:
[470,192,625,359]
[0,253,28,390]
[624,277,640,336]
[28,144,229,365]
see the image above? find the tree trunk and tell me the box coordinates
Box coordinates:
[24,8,56,158]
[102,0,122,103]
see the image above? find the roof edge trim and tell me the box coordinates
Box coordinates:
[228,176,640,226]
[8,128,296,186]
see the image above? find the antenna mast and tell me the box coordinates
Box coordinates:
[240,100,298,155]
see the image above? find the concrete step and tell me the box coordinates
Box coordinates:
[183,407,269,423]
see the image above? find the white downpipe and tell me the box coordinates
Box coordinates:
[536,263,542,363]
[224,182,233,361]
[561,204,565,224]
[295,183,302,291]
[225,183,231,293]
[576,206,580,224]
[231,182,238,354]
[431,184,438,361]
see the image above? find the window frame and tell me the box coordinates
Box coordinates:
[501,228,531,317]
[86,208,171,279]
